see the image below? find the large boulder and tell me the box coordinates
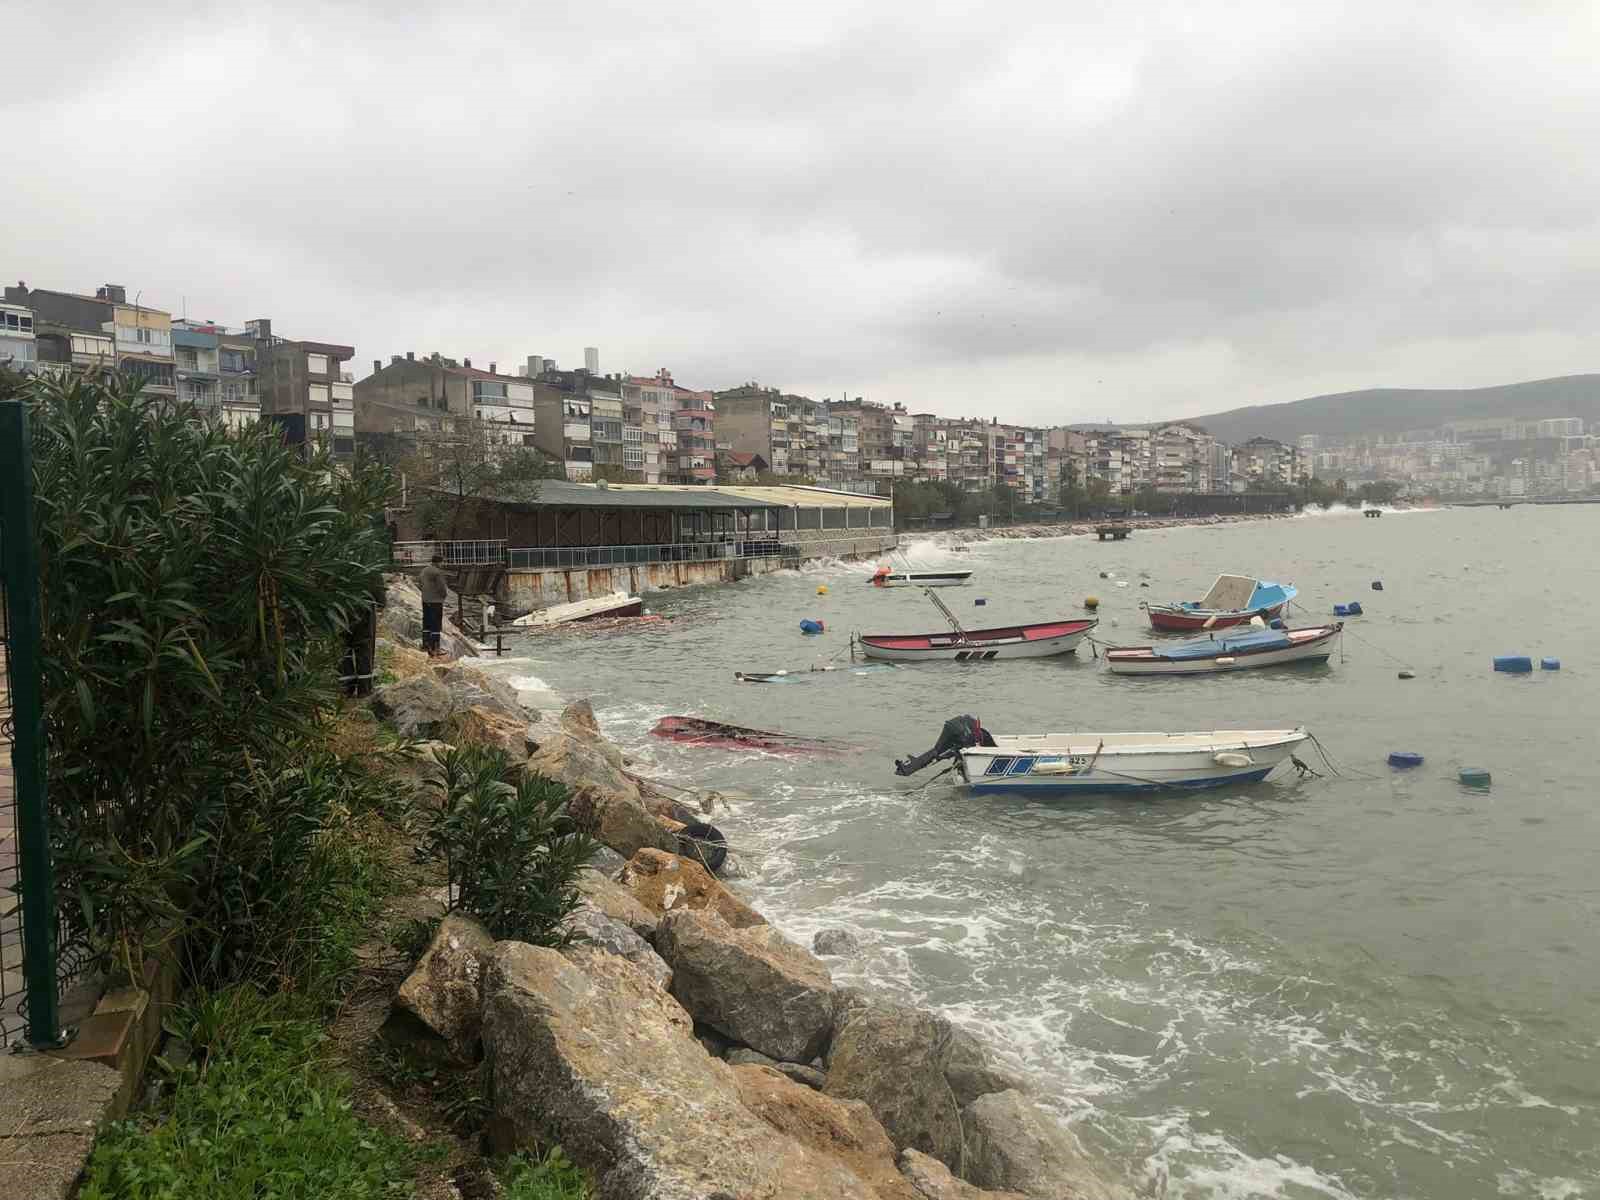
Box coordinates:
[557,699,627,769]
[731,1064,922,1200]
[824,1001,965,1175]
[435,663,526,720]
[655,907,834,1064]
[617,848,766,930]
[559,903,671,991]
[528,732,674,859]
[446,706,537,760]
[387,914,494,1062]
[376,638,433,681]
[960,1091,1130,1200]
[575,867,658,938]
[814,927,864,957]
[481,941,878,1199]
[370,672,455,737]
[898,1150,1028,1200]
[946,1026,1029,1108]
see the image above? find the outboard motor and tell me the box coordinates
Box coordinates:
[895,714,993,776]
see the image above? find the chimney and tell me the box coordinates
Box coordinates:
[406,351,414,361]
[489,362,497,375]
[374,359,382,373]
[464,357,472,369]
[96,283,127,304]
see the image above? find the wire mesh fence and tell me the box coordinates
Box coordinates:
[1,398,74,1049]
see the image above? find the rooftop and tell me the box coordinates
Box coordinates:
[475,481,891,512]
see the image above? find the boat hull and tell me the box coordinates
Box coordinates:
[874,571,973,588]
[858,619,1096,662]
[513,592,644,628]
[1144,602,1287,632]
[956,729,1309,794]
[1105,625,1340,675]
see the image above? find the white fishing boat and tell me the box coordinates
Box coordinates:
[510,591,643,629]
[894,715,1310,794]
[870,565,973,588]
[1103,623,1342,675]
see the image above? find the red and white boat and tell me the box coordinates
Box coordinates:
[1141,575,1297,632]
[857,618,1097,662]
[651,716,843,755]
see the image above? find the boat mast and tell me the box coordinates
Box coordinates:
[923,587,969,642]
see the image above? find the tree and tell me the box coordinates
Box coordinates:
[406,417,564,539]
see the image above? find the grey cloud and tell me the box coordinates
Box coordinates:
[4,1,1598,425]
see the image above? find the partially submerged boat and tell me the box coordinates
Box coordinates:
[651,716,843,754]
[1141,575,1297,632]
[512,591,643,629]
[894,714,1311,794]
[871,565,973,588]
[1103,623,1341,675]
[857,587,1095,662]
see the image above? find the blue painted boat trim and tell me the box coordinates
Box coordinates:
[967,767,1274,795]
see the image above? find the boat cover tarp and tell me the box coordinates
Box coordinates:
[1246,581,1295,610]
[1162,627,1293,660]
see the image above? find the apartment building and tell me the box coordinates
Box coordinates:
[530,386,595,480]
[355,352,534,463]
[250,318,355,454]
[713,384,824,478]
[1230,437,1305,489]
[673,385,717,484]
[0,301,37,372]
[1150,424,1214,493]
[622,372,680,483]
[4,283,172,396]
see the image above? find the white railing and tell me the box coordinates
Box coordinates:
[391,539,507,566]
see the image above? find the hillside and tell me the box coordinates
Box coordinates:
[1185,375,1600,444]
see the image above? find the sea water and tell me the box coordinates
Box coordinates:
[476,506,1599,1199]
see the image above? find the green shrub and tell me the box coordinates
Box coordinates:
[81,988,420,1200]
[23,371,394,977]
[421,746,596,944]
[498,1148,591,1200]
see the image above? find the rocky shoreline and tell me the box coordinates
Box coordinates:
[368,575,1138,1199]
[903,511,1297,545]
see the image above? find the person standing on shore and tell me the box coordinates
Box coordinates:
[419,554,449,657]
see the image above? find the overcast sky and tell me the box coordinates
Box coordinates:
[5,1,1597,425]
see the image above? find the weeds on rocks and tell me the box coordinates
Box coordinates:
[420,745,597,943]
[497,1148,591,1200]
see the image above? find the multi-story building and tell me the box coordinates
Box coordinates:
[1150,424,1214,493]
[824,410,860,484]
[1230,437,1305,490]
[355,352,534,463]
[672,384,717,484]
[4,283,174,397]
[250,319,355,455]
[0,301,37,372]
[172,320,223,413]
[623,372,681,484]
[1046,427,1088,497]
[530,386,594,480]
[589,389,626,476]
[713,384,817,478]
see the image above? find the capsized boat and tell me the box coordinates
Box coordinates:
[511,591,644,628]
[871,565,973,588]
[1141,575,1297,632]
[651,716,844,754]
[1103,623,1342,675]
[893,714,1311,794]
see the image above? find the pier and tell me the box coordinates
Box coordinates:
[1095,523,1132,541]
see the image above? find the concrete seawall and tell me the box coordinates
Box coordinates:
[500,533,899,609]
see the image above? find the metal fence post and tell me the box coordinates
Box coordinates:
[0,399,59,1048]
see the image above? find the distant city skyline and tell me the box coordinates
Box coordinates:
[5,4,1599,427]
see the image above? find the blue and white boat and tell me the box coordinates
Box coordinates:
[894,716,1310,794]
[1104,623,1341,675]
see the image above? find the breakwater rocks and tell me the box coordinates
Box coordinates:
[907,513,1295,545]
[377,690,1138,1200]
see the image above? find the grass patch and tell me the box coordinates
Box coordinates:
[371,1041,490,1136]
[498,1148,591,1200]
[81,988,435,1200]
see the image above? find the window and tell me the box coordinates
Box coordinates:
[311,412,329,430]
[2,312,17,330]
[220,349,246,373]
[472,381,507,401]
[307,353,329,375]
[309,384,330,406]
[177,348,198,369]
[20,315,32,332]
[136,326,154,344]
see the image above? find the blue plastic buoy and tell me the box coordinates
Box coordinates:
[1346,601,1363,616]
[1493,655,1533,673]
[1458,767,1492,788]
[974,598,987,606]
[1540,657,1560,671]
[1334,604,1350,616]
[1372,580,1384,591]
[1388,751,1424,768]
[799,619,824,635]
